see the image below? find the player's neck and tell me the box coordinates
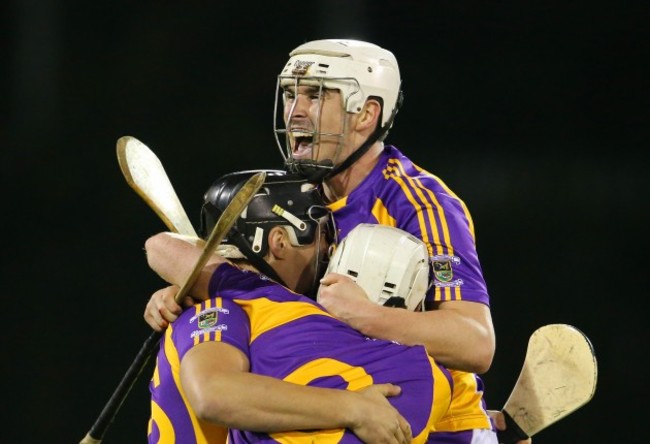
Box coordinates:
[324,143,383,202]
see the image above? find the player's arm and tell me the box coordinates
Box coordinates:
[181,341,412,443]
[319,273,494,374]
[426,298,495,373]
[143,232,224,331]
[145,231,224,297]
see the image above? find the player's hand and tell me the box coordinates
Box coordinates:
[318,273,378,329]
[144,285,186,331]
[488,410,532,444]
[349,384,412,444]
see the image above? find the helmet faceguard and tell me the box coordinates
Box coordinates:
[318,224,431,311]
[200,169,336,294]
[274,39,403,182]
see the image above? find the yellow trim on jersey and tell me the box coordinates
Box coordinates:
[385,158,454,300]
[428,356,454,434]
[433,370,492,432]
[152,356,160,388]
[269,357,437,444]
[371,198,397,227]
[270,428,343,444]
[150,400,175,442]
[413,163,476,240]
[152,300,228,444]
[326,195,348,211]
[284,357,374,389]
[193,299,223,345]
[165,321,203,438]
[383,161,436,252]
[236,297,333,342]
[270,358,374,443]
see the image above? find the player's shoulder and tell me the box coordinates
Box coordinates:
[384,144,431,172]
[382,146,443,187]
[381,145,469,213]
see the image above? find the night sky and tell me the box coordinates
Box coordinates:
[3,1,647,443]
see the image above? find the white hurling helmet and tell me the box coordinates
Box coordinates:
[275,39,403,180]
[318,224,431,311]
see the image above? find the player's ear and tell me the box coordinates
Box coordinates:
[267,226,289,259]
[355,99,381,131]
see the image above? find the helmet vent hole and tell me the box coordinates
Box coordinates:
[347,270,358,278]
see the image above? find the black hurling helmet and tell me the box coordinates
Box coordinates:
[199,169,336,290]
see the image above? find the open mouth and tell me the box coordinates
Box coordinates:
[290,130,314,160]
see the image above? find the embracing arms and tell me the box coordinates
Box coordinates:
[183,341,411,443]
[318,273,495,374]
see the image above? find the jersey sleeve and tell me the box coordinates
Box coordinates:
[375,155,490,306]
[171,297,251,362]
[397,185,490,306]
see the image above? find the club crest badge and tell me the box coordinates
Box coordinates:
[432,259,453,282]
[292,60,314,76]
[198,310,218,329]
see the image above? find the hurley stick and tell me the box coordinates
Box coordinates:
[116,136,196,236]
[79,144,265,443]
[497,324,598,443]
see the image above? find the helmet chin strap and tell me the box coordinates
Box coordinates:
[230,231,288,288]
[310,91,403,181]
[284,158,334,183]
[327,127,380,179]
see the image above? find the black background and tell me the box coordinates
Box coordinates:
[3,1,647,443]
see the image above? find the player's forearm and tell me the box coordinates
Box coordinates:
[144,232,223,298]
[191,372,359,432]
[318,273,494,372]
[357,302,495,373]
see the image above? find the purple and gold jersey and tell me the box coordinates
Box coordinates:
[148,263,453,444]
[328,145,488,306]
[327,145,494,437]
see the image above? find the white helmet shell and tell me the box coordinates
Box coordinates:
[319,223,430,311]
[280,39,401,128]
